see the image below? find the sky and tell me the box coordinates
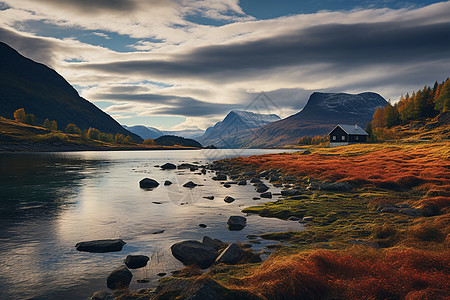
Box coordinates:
[0,1,449,130]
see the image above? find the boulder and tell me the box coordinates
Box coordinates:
[178,163,197,170]
[281,189,301,196]
[237,180,247,186]
[107,266,133,290]
[124,255,149,269]
[139,178,159,189]
[201,169,207,174]
[227,216,247,231]
[224,196,235,203]
[255,184,269,193]
[161,163,177,170]
[319,181,353,191]
[223,184,231,188]
[170,241,219,269]
[199,224,207,228]
[202,236,226,250]
[183,181,198,188]
[212,174,227,181]
[250,178,261,184]
[75,239,126,253]
[242,171,257,176]
[215,243,243,264]
[164,180,172,186]
[260,192,272,198]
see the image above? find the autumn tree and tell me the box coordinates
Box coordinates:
[50,120,58,131]
[115,133,125,143]
[14,108,26,122]
[87,127,100,140]
[66,123,81,134]
[43,118,52,129]
[124,135,134,144]
[435,79,450,112]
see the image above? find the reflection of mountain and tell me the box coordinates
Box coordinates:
[0,154,107,232]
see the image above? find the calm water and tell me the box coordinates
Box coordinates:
[0,149,303,300]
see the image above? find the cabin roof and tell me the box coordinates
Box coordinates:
[329,124,369,136]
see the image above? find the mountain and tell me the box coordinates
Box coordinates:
[123,125,163,140]
[154,135,202,148]
[162,129,205,139]
[0,42,140,140]
[242,92,389,147]
[197,110,281,148]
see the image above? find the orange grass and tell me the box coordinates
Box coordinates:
[233,249,450,300]
[235,143,449,191]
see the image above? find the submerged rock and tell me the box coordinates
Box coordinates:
[170,240,218,269]
[75,239,126,253]
[183,181,198,188]
[224,196,235,203]
[161,163,177,170]
[124,255,149,269]
[107,266,133,290]
[90,290,112,300]
[139,178,159,189]
[227,216,247,231]
[164,180,173,186]
[203,196,214,200]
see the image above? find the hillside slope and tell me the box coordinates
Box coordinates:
[0,42,139,140]
[244,92,388,147]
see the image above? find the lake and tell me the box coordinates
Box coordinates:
[0,149,303,299]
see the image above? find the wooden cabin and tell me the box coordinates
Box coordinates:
[329,124,368,147]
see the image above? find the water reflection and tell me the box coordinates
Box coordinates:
[0,149,301,300]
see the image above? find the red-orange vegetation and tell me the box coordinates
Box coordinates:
[235,249,450,300]
[235,144,449,191]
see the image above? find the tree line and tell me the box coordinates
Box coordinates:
[13,108,134,144]
[367,78,449,140]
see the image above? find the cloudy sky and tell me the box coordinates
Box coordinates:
[1,1,449,130]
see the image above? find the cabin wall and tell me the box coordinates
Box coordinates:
[329,127,348,142]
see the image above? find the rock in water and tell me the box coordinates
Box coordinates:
[237,180,247,186]
[107,266,133,290]
[139,178,159,189]
[124,255,149,269]
[161,163,176,170]
[171,240,219,269]
[203,196,214,200]
[75,239,126,253]
[260,192,272,198]
[183,181,198,188]
[164,180,172,186]
[224,196,235,203]
[215,243,242,264]
[202,236,226,251]
[90,290,112,300]
[227,216,247,231]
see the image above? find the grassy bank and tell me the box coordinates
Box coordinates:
[136,142,449,300]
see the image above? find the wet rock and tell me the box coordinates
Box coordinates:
[75,239,126,253]
[178,163,197,170]
[107,266,133,290]
[203,196,214,200]
[319,181,353,191]
[201,169,207,174]
[250,178,262,184]
[224,196,235,203]
[252,197,260,200]
[199,224,207,228]
[212,174,227,181]
[227,216,247,231]
[157,272,167,277]
[255,184,269,193]
[281,189,301,196]
[152,201,162,204]
[269,176,280,182]
[183,181,198,188]
[170,241,218,269]
[90,290,113,300]
[161,163,177,170]
[225,181,238,185]
[215,243,243,264]
[237,180,247,186]
[139,178,160,189]
[164,180,172,186]
[202,236,226,251]
[124,255,149,269]
[260,192,272,198]
[223,184,231,188]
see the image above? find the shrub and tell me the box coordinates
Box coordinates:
[87,127,100,140]
[13,108,26,122]
[66,123,81,134]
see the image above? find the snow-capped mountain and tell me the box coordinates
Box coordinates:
[162,129,205,139]
[122,125,163,140]
[243,92,388,147]
[197,110,281,148]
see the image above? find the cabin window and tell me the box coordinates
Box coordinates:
[356,136,359,141]
[341,136,345,141]
[333,136,336,141]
